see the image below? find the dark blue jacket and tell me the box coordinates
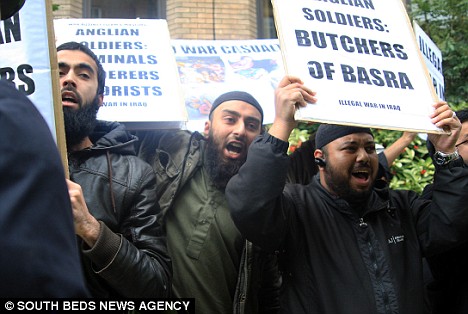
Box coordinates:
[0,80,89,297]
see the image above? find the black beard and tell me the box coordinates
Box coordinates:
[204,135,246,190]
[63,94,100,149]
[324,161,373,210]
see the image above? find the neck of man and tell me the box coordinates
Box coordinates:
[347,199,369,217]
[319,172,371,216]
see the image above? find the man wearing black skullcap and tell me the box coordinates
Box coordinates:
[226,75,468,314]
[137,88,302,313]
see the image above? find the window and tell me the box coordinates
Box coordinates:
[91,7,102,18]
[257,0,277,39]
[83,0,166,19]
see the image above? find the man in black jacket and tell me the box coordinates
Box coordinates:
[422,108,468,314]
[226,76,468,314]
[0,80,89,297]
[57,41,171,298]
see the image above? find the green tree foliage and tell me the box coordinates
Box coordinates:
[372,129,433,194]
[287,122,318,153]
[410,0,468,105]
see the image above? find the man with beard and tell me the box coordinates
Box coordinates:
[57,42,171,298]
[226,75,468,314]
[137,91,294,313]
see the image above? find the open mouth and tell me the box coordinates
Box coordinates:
[62,91,78,105]
[226,141,244,157]
[352,169,370,182]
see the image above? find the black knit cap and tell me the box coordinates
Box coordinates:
[315,124,373,149]
[209,91,264,123]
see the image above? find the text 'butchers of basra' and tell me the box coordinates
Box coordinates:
[308,62,413,90]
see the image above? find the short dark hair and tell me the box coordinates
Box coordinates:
[456,108,468,124]
[57,41,106,96]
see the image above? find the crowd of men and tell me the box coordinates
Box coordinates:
[1,41,467,314]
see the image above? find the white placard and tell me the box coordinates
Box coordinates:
[0,0,57,137]
[54,19,187,129]
[272,0,441,133]
[413,21,444,100]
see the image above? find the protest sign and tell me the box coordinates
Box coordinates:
[172,39,284,130]
[272,0,441,133]
[413,21,444,100]
[0,0,62,140]
[54,19,187,130]
[0,0,68,171]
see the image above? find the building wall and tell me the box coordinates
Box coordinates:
[53,0,258,39]
[53,0,83,19]
[52,0,410,38]
[166,0,257,40]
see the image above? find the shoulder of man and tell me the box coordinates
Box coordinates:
[157,130,205,169]
[135,129,193,163]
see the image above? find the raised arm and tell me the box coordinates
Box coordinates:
[268,76,316,141]
[416,102,468,254]
[226,76,316,251]
[428,101,461,154]
[382,131,417,166]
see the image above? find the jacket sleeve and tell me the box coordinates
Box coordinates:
[226,134,293,252]
[257,250,281,313]
[413,159,468,256]
[83,164,172,298]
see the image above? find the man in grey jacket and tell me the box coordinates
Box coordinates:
[58,41,171,298]
[226,76,467,314]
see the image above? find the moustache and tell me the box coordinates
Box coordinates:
[61,86,82,106]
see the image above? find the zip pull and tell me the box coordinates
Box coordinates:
[359,217,368,228]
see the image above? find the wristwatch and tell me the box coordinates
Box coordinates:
[433,149,460,166]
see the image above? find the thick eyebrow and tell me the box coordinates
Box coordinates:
[245,116,261,127]
[340,140,376,146]
[58,61,95,75]
[221,109,261,125]
[221,109,240,118]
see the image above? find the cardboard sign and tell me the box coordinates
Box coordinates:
[54,19,187,130]
[272,0,441,133]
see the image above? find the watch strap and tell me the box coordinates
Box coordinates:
[434,149,460,166]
